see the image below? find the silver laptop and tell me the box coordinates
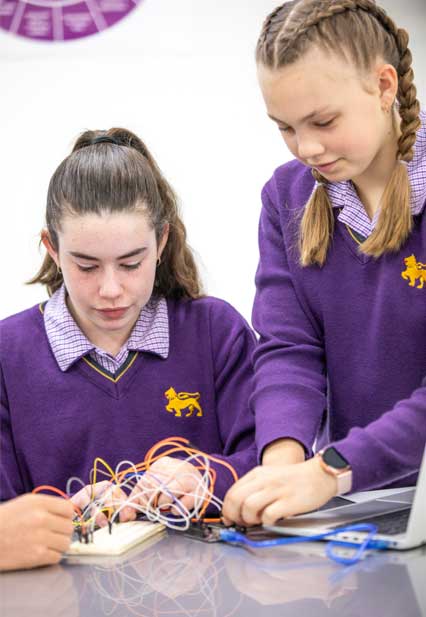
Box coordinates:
[264,447,426,550]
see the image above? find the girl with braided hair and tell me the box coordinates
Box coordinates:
[0,128,257,533]
[222,0,426,526]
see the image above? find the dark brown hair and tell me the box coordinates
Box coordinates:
[257,0,421,266]
[29,128,203,298]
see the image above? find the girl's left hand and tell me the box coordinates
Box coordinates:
[221,456,338,527]
[119,456,204,521]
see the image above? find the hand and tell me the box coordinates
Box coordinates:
[119,456,204,521]
[221,456,337,526]
[0,494,74,571]
[71,480,128,527]
[262,438,306,466]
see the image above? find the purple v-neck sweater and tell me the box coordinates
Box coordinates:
[0,297,257,503]
[252,160,426,492]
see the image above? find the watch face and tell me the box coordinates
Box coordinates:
[322,447,349,470]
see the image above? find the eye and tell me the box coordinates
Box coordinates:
[77,264,97,272]
[278,126,294,134]
[315,118,335,128]
[121,262,142,271]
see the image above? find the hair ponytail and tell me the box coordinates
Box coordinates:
[299,170,334,266]
[27,252,64,297]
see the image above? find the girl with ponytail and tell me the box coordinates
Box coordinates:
[0,128,257,521]
[223,0,426,526]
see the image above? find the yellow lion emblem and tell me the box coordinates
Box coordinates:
[164,387,203,418]
[401,254,426,290]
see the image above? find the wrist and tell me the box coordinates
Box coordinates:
[262,438,305,466]
[310,456,339,497]
[316,447,352,495]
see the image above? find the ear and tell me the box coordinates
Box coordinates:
[157,223,170,259]
[377,63,398,111]
[41,229,59,266]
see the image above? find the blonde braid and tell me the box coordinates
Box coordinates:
[256,2,295,66]
[353,0,421,162]
[355,1,421,255]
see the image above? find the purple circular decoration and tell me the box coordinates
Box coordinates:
[0,0,142,42]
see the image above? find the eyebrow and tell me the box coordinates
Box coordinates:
[68,247,147,261]
[268,108,333,126]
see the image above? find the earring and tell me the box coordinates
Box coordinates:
[156,257,162,267]
[382,100,394,114]
[56,265,62,276]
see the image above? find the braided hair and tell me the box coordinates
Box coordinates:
[256,0,421,265]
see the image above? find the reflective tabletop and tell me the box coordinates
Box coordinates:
[1,531,426,616]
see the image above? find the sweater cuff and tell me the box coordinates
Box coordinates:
[329,431,418,493]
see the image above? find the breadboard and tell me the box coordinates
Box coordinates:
[67,521,165,556]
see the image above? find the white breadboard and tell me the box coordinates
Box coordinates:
[67,521,165,556]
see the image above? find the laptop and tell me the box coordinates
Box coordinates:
[264,447,426,550]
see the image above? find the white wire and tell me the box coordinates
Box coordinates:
[70,450,226,533]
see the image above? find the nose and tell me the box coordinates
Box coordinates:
[296,133,325,161]
[98,268,123,300]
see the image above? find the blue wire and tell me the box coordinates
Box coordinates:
[219,523,390,565]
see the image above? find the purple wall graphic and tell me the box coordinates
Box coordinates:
[0,0,142,42]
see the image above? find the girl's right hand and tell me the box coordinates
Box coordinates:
[71,481,129,527]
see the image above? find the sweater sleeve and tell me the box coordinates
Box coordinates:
[204,303,258,502]
[252,186,327,460]
[331,377,426,491]
[0,364,25,501]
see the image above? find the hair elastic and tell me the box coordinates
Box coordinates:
[91,135,120,146]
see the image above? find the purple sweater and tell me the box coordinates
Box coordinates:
[253,159,426,491]
[0,297,257,503]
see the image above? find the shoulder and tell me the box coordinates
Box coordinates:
[0,304,45,353]
[168,296,256,342]
[0,304,43,335]
[262,159,315,214]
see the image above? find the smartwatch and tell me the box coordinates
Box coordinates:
[317,446,352,495]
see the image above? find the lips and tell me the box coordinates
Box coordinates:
[96,307,128,320]
[314,159,339,173]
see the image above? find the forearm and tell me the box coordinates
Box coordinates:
[261,438,306,465]
[252,191,327,459]
[332,382,426,491]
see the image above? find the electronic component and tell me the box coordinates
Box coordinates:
[182,521,247,543]
[67,520,165,556]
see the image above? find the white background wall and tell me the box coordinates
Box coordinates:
[1,0,425,324]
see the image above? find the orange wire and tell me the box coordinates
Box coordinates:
[32,485,82,516]
[32,436,239,523]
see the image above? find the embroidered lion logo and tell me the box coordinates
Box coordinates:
[164,387,203,417]
[401,254,426,290]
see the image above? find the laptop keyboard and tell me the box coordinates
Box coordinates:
[363,508,411,535]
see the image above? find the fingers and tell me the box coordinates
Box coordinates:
[94,512,109,528]
[43,511,75,537]
[261,498,294,526]
[43,529,73,555]
[120,461,200,519]
[71,481,112,510]
[222,458,338,527]
[18,494,75,519]
[222,467,266,525]
[222,466,300,525]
